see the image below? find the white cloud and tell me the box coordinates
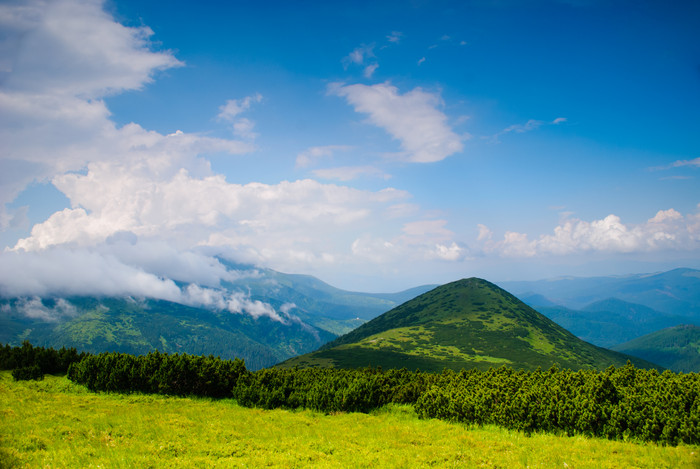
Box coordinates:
[0,0,209,228]
[329,82,464,163]
[183,284,285,322]
[8,148,412,279]
[312,165,390,181]
[0,0,182,97]
[479,206,700,257]
[0,245,289,322]
[0,247,184,300]
[431,242,465,261]
[13,297,77,322]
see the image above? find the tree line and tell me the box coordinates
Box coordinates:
[2,342,698,446]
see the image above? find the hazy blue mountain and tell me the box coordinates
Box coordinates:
[519,293,561,308]
[535,299,688,348]
[500,268,700,318]
[612,325,700,373]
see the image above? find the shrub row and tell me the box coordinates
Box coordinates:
[233,366,431,413]
[414,365,700,445]
[0,341,87,379]
[66,350,247,398]
[4,343,698,445]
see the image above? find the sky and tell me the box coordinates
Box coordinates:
[0,0,699,297]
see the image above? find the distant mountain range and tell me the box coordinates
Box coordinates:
[2,266,697,372]
[501,268,700,372]
[531,299,689,348]
[0,264,433,370]
[280,278,658,372]
[499,268,700,317]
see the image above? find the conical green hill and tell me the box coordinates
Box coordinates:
[279,278,659,371]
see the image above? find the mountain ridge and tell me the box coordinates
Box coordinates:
[612,324,700,373]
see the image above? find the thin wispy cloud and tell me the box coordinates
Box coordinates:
[312,165,390,181]
[343,43,375,67]
[363,63,379,78]
[329,82,464,163]
[486,117,567,142]
[295,145,352,168]
[217,94,262,121]
[387,31,403,43]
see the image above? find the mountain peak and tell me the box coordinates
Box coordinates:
[282,278,657,372]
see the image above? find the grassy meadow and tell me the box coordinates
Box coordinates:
[2,372,698,468]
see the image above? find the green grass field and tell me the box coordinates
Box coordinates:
[1,372,698,468]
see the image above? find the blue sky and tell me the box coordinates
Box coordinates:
[0,0,699,296]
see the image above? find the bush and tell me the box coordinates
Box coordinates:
[12,365,44,381]
[68,350,248,398]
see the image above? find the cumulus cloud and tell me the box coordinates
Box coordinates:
[8,148,412,280]
[479,206,700,257]
[430,242,465,261]
[329,82,464,163]
[0,0,227,229]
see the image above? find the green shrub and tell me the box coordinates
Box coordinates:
[12,365,44,381]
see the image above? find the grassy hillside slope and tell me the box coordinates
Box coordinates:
[281,278,657,371]
[612,324,700,373]
[1,372,696,468]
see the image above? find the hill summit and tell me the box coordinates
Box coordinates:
[280,278,658,371]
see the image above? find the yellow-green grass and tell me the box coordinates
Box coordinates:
[1,372,698,468]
